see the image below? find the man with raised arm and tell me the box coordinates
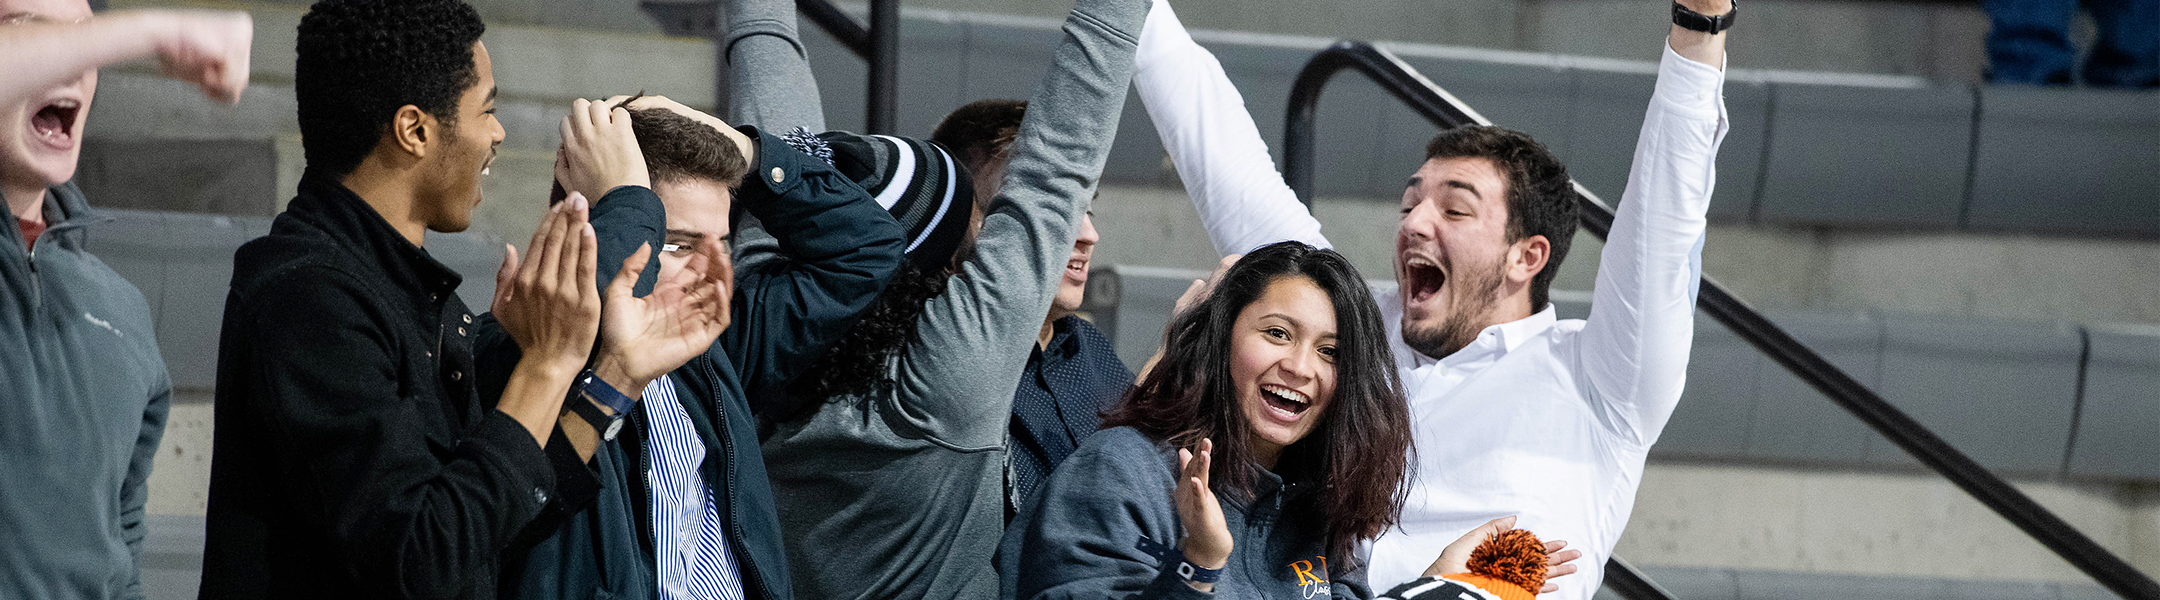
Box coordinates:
[1133,0,1732,597]
[722,0,1148,596]
[1,2,249,597]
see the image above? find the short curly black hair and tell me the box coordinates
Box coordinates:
[295,0,487,178]
[1424,125,1577,311]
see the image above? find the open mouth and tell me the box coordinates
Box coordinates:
[30,99,81,149]
[1261,384,1312,419]
[1064,256,1089,280]
[1402,255,1446,303]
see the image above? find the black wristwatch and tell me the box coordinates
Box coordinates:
[1134,535,1223,585]
[568,394,626,442]
[570,369,637,441]
[1671,0,1736,34]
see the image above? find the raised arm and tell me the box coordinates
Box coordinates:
[724,0,826,132]
[1133,0,1328,256]
[889,0,1146,449]
[0,9,250,107]
[721,125,908,409]
[1575,0,1730,448]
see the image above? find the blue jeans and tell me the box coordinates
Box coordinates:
[1985,0,2160,87]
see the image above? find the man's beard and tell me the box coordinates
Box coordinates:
[1400,255,1506,360]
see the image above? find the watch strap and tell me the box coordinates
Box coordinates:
[567,395,626,442]
[1671,0,1736,34]
[575,368,638,414]
[1135,535,1223,584]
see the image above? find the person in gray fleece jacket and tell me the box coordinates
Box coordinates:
[997,242,1579,599]
[719,0,1147,596]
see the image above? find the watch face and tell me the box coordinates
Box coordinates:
[603,417,626,441]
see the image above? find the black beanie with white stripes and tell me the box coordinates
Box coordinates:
[785,127,976,272]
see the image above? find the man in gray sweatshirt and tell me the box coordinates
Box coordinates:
[0,2,250,597]
[721,0,1148,596]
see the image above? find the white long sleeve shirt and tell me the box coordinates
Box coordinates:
[1135,3,1729,599]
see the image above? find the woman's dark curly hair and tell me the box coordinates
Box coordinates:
[1102,241,1412,573]
[295,0,486,178]
[776,259,952,422]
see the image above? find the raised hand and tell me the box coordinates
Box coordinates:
[492,194,604,373]
[144,9,253,104]
[592,238,733,393]
[1174,438,1230,591]
[555,98,651,203]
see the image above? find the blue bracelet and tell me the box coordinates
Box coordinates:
[1135,535,1223,584]
[574,368,638,415]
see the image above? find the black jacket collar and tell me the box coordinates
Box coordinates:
[284,171,463,302]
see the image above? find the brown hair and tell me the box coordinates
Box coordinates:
[930,99,1027,173]
[1423,125,1577,312]
[550,95,750,203]
[1102,241,1411,572]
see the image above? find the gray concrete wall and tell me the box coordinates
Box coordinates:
[872,0,2003,83]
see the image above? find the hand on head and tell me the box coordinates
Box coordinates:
[1172,253,1241,318]
[555,98,651,202]
[491,194,603,372]
[601,94,759,167]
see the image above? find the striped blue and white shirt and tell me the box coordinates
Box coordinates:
[644,377,747,600]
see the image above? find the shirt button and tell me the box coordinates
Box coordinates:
[457,327,466,336]
[532,487,550,505]
[770,167,785,182]
[451,370,463,381]
[425,350,433,358]
[462,314,472,324]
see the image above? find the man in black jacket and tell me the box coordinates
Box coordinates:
[199,0,722,597]
[488,93,906,600]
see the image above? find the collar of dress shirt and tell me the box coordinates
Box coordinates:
[1425,304,1561,369]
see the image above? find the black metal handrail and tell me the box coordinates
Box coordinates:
[796,0,899,134]
[1283,40,2160,600]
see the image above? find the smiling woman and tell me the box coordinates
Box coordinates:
[998,240,1417,599]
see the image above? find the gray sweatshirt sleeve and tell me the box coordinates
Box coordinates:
[886,0,1147,450]
[724,0,825,132]
[998,428,1209,600]
[118,369,170,600]
[723,0,826,274]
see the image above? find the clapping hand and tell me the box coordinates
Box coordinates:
[491,195,604,374]
[592,238,733,393]
[1174,438,1231,592]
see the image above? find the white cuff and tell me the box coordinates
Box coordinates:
[1654,41,1730,128]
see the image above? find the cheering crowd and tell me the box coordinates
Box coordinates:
[0,0,1732,596]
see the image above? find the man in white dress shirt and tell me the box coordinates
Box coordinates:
[1132,0,1733,597]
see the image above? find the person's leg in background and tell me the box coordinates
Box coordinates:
[2081,0,2160,87]
[1984,0,2081,84]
